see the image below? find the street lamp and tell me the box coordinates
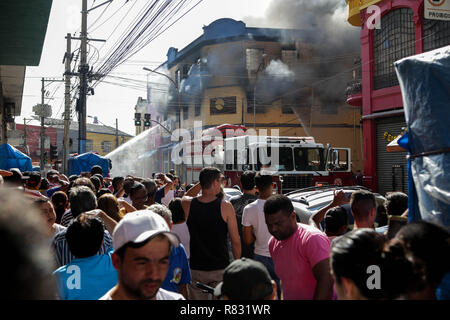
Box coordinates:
[142,67,181,130]
[145,117,173,135]
[143,66,182,178]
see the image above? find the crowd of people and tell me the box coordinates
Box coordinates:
[0,165,449,300]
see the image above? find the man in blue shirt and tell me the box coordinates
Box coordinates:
[53,213,118,300]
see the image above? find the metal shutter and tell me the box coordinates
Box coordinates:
[376,116,408,196]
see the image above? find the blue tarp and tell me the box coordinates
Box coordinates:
[395,44,450,227]
[0,143,33,172]
[68,152,109,177]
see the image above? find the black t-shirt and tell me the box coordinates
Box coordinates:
[230,193,257,258]
[187,197,229,270]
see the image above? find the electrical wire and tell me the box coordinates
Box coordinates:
[92,0,204,88]
[87,0,112,32]
[89,0,128,34]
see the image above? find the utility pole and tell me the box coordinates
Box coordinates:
[76,0,110,154]
[23,118,27,153]
[40,77,46,171]
[78,0,88,155]
[115,118,119,149]
[63,33,72,175]
[36,78,64,172]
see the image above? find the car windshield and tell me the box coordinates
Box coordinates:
[294,147,325,171]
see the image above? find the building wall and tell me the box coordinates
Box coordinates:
[355,0,450,192]
[14,123,57,162]
[55,128,79,155]
[86,132,132,157]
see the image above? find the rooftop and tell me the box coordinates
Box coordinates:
[23,118,134,137]
[165,18,312,68]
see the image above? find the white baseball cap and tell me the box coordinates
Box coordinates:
[112,210,180,251]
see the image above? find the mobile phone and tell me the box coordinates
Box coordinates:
[386,215,408,239]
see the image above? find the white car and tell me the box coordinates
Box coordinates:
[286,186,386,227]
[223,187,243,201]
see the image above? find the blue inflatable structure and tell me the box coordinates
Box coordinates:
[68,152,110,177]
[0,143,33,172]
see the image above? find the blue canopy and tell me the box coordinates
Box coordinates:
[68,152,110,177]
[0,143,33,172]
[395,45,450,227]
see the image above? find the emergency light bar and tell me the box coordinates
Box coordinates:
[265,136,316,144]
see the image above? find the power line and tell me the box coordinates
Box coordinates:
[89,0,128,34]
[87,0,112,32]
[92,0,204,88]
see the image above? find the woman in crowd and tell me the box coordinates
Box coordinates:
[330,228,420,300]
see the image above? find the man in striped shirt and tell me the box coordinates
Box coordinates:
[52,186,116,267]
[60,177,96,227]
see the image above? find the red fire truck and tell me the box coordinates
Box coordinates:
[183,124,355,194]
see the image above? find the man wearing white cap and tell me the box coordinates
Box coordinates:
[100,210,184,300]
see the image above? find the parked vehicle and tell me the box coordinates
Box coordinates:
[285,185,386,227]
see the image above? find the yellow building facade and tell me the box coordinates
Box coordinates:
[86,131,133,157]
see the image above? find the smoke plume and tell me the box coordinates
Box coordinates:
[245,0,360,118]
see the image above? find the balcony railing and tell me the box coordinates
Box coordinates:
[346,0,383,26]
[345,79,362,106]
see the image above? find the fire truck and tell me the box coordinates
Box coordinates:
[183,124,355,194]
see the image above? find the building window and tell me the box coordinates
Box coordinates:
[282,105,294,114]
[282,49,298,68]
[320,104,338,115]
[86,140,93,152]
[101,141,112,153]
[247,92,265,114]
[423,19,450,52]
[175,69,181,88]
[246,48,264,73]
[195,98,201,117]
[183,104,189,120]
[182,63,190,80]
[210,97,236,115]
[281,97,295,114]
[373,8,415,90]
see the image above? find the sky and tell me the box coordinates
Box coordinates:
[19,0,275,136]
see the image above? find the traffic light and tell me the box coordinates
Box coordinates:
[144,113,151,127]
[134,113,141,126]
[50,145,58,160]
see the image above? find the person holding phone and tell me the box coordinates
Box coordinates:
[375,192,408,236]
[308,189,349,235]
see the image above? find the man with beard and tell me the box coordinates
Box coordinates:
[100,210,184,300]
[264,194,334,300]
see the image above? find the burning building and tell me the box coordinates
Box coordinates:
[144,16,364,174]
